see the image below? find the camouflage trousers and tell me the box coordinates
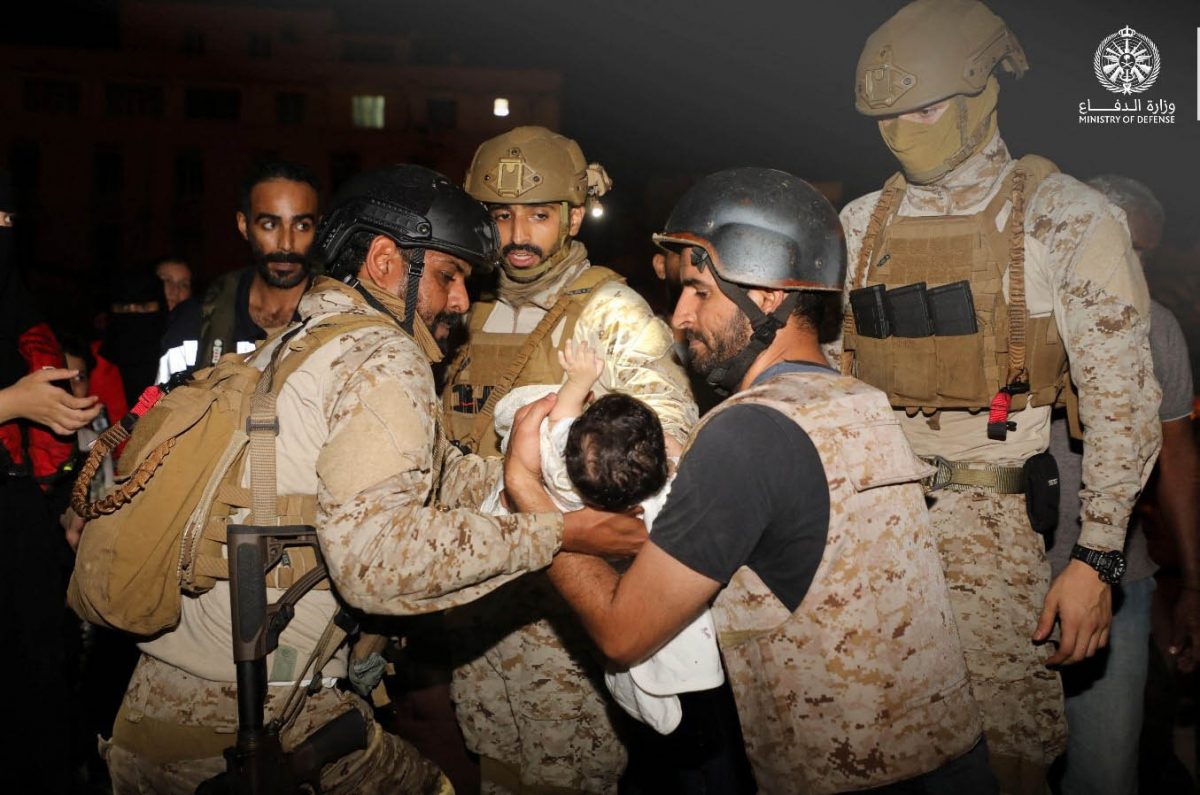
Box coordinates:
[450,577,627,794]
[103,654,449,795]
[928,489,1068,795]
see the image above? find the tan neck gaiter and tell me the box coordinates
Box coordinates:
[358,277,444,363]
[498,240,589,308]
[878,76,1000,185]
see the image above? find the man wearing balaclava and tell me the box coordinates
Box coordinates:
[440,127,696,793]
[836,1,1161,792]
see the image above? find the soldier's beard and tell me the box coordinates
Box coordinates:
[685,311,752,377]
[426,311,466,355]
[500,240,564,283]
[250,239,311,288]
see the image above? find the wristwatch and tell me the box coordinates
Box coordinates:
[1070,544,1126,585]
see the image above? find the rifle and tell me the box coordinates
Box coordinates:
[196,524,367,795]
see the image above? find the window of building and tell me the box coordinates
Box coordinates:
[182,30,206,55]
[93,147,123,196]
[427,98,457,131]
[185,88,241,121]
[250,33,272,58]
[276,92,306,125]
[351,95,385,129]
[174,150,204,203]
[22,79,81,116]
[105,83,165,118]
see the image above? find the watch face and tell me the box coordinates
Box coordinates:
[1100,551,1127,584]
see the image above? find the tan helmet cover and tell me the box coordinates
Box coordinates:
[465,126,611,206]
[855,0,1028,117]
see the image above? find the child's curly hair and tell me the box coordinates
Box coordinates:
[564,393,668,513]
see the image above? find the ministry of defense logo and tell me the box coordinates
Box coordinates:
[1094,25,1161,95]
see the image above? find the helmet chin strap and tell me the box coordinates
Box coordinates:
[400,248,425,334]
[696,250,797,396]
[342,247,426,335]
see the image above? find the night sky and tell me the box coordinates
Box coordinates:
[391,0,1200,251]
[10,0,1200,257]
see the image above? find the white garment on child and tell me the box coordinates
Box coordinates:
[490,384,583,511]
[483,385,581,513]
[491,385,725,735]
[603,484,724,735]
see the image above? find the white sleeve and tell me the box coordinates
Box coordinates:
[541,417,583,512]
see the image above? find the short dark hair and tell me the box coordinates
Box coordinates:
[325,230,424,283]
[791,291,843,344]
[239,160,321,217]
[565,393,668,513]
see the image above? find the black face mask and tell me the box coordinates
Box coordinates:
[101,310,167,404]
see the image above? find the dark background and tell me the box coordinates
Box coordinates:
[7,0,1200,373]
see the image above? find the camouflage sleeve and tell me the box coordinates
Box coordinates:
[314,335,563,615]
[831,192,882,363]
[1032,176,1162,552]
[439,448,503,510]
[574,281,698,445]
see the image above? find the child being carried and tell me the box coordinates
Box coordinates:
[489,340,723,735]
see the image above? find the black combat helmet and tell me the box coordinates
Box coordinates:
[653,167,845,291]
[652,168,846,394]
[314,164,498,332]
[316,164,499,277]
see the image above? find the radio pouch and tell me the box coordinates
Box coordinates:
[1022,451,1060,537]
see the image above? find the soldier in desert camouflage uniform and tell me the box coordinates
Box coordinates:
[443,127,697,793]
[508,168,993,795]
[837,2,1163,791]
[100,165,646,795]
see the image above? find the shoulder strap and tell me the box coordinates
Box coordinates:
[1002,156,1058,387]
[458,267,623,452]
[840,175,905,376]
[246,313,397,525]
[199,271,243,368]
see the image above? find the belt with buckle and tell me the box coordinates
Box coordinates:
[921,455,1025,494]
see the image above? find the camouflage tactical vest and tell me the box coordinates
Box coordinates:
[442,266,623,456]
[696,370,982,793]
[842,155,1069,414]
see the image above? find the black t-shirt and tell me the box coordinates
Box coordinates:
[652,397,830,613]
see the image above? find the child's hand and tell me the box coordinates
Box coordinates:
[558,339,604,387]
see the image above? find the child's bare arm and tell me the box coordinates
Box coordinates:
[551,339,604,422]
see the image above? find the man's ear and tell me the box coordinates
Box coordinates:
[236,212,248,241]
[360,235,403,292]
[652,253,667,281]
[748,287,787,314]
[568,205,586,237]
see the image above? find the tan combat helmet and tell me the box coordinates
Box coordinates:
[855,0,1028,117]
[465,126,611,207]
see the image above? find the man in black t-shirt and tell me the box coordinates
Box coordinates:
[157,160,320,383]
[506,168,993,795]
